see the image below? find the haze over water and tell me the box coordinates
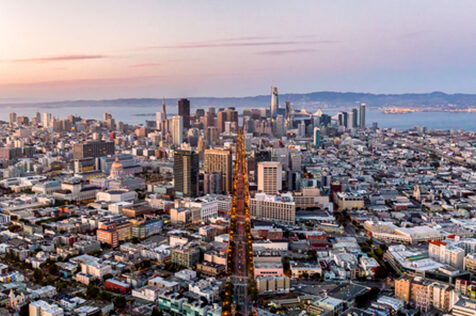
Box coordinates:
[2,105,474,131]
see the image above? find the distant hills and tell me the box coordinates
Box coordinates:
[2,91,476,110]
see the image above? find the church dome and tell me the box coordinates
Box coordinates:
[110,156,124,177]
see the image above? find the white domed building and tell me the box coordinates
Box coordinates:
[110,156,124,178]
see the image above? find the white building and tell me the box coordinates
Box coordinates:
[250,192,295,224]
[190,196,219,221]
[172,115,183,146]
[428,240,465,271]
[29,300,64,316]
[257,161,282,195]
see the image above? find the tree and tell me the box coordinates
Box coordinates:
[374,266,389,280]
[114,295,127,309]
[33,268,44,283]
[307,249,317,261]
[374,248,384,258]
[151,308,163,316]
[48,263,59,276]
[130,236,140,244]
[86,283,100,299]
[361,245,371,253]
[99,291,112,302]
[103,273,113,281]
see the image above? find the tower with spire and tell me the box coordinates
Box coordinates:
[270,86,279,117]
[161,97,167,120]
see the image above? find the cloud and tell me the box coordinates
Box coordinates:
[8,55,108,63]
[144,39,339,50]
[258,49,316,56]
[129,63,161,68]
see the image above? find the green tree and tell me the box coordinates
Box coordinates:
[307,249,317,261]
[151,308,163,316]
[99,291,112,302]
[374,248,383,258]
[33,268,43,283]
[48,263,59,276]
[86,283,100,299]
[103,273,113,281]
[114,295,127,309]
[374,266,389,280]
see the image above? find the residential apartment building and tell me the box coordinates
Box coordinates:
[429,240,465,270]
[250,192,295,224]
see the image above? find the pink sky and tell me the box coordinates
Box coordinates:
[1,0,476,101]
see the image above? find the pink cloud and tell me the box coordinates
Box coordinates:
[129,63,161,68]
[8,54,108,63]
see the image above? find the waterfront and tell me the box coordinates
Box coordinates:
[1,104,475,131]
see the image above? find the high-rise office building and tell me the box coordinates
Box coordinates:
[270,86,279,117]
[42,113,52,128]
[172,115,183,146]
[161,97,167,120]
[204,149,232,194]
[257,161,282,195]
[285,100,292,120]
[174,150,199,197]
[103,112,112,121]
[342,112,348,128]
[178,98,190,129]
[73,141,115,159]
[352,108,358,128]
[313,127,321,148]
[9,113,16,126]
[207,126,219,143]
[347,111,354,129]
[360,103,366,129]
[216,111,225,133]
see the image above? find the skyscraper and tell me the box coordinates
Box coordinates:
[285,100,292,120]
[360,103,366,129]
[352,108,358,128]
[313,127,321,148]
[204,149,232,194]
[257,161,282,195]
[178,98,190,129]
[161,97,167,120]
[347,111,354,129]
[42,113,52,128]
[174,150,199,198]
[342,112,348,127]
[9,113,16,126]
[222,128,256,316]
[216,110,225,133]
[73,141,115,159]
[270,86,279,117]
[172,115,183,146]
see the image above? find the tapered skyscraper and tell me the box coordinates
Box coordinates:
[270,86,279,117]
[161,97,167,120]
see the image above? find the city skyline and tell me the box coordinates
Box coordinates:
[2,1,476,100]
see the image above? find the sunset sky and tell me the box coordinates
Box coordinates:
[1,0,476,101]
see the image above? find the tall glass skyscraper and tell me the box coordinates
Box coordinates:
[270,86,279,117]
[360,103,366,129]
